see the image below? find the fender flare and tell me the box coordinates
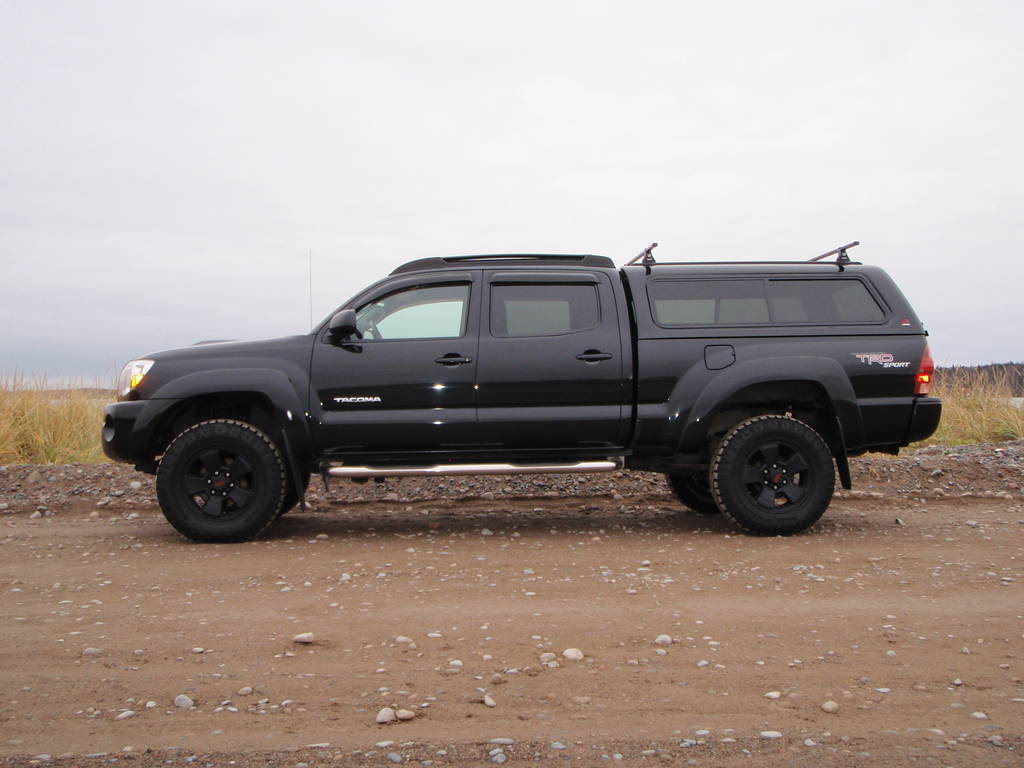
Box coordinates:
[141,369,313,507]
[674,356,865,456]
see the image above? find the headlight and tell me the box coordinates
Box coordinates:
[117,359,155,400]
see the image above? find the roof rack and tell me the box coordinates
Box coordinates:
[807,241,860,268]
[623,240,862,271]
[391,253,615,275]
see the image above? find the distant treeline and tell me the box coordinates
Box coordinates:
[935,363,1024,396]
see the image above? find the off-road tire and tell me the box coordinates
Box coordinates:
[666,472,721,515]
[156,419,286,542]
[277,472,311,518]
[710,415,834,535]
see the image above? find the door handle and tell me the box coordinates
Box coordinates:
[435,354,473,366]
[576,350,613,363]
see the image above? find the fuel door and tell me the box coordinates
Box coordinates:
[704,344,735,371]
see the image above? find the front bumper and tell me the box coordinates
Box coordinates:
[904,396,942,444]
[101,400,153,466]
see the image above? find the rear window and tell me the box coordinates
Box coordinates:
[649,278,884,326]
[491,283,599,337]
[767,280,884,323]
[650,280,768,325]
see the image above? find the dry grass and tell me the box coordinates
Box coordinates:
[0,370,1020,464]
[0,377,111,465]
[926,368,1024,445]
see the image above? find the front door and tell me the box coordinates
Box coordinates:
[475,270,626,451]
[310,273,480,457]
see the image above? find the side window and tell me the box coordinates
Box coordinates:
[491,283,600,337]
[355,283,469,340]
[649,280,769,326]
[767,280,884,323]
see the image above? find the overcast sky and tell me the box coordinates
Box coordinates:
[1,0,1021,382]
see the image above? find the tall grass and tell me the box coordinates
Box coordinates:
[0,369,1020,464]
[0,377,111,464]
[927,367,1024,445]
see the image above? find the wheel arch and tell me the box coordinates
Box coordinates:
[673,357,862,486]
[136,369,314,475]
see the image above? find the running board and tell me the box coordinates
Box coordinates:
[325,459,622,479]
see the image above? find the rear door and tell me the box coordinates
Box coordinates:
[475,270,626,451]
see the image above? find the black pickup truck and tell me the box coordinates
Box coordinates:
[102,243,940,541]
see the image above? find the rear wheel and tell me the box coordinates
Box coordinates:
[710,415,834,535]
[156,419,286,542]
[666,472,720,515]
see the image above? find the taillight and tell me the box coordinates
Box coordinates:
[915,344,934,395]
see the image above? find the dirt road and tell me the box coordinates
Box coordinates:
[1,447,1023,766]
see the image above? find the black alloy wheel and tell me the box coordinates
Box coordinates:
[710,415,834,535]
[156,419,286,542]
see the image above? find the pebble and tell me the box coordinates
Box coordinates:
[115,710,135,720]
[237,686,253,696]
[764,691,781,700]
[971,711,988,720]
[821,700,840,714]
[174,694,194,708]
[550,742,567,750]
[376,707,396,724]
[491,752,507,764]
[483,694,497,707]
[760,731,783,739]
[386,752,402,763]
[562,648,584,661]
[129,480,142,490]
[539,652,556,664]
[292,632,315,644]
[396,709,415,721]
[654,634,673,645]
[82,647,102,656]
[803,739,817,747]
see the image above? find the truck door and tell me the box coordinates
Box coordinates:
[309,272,480,456]
[475,270,626,451]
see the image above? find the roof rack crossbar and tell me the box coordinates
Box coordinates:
[625,260,864,267]
[808,241,860,265]
[626,242,658,266]
[622,240,862,271]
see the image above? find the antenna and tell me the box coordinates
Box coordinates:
[308,248,313,329]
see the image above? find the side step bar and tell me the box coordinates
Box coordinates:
[325,459,622,479]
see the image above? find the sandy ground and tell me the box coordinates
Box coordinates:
[1,448,1023,767]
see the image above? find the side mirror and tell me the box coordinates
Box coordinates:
[328,309,360,341]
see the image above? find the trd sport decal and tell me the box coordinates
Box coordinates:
[853,353,911,369]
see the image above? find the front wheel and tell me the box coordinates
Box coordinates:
[666,472,720,515]
[710,415,835,535]
[156,419,286,542]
